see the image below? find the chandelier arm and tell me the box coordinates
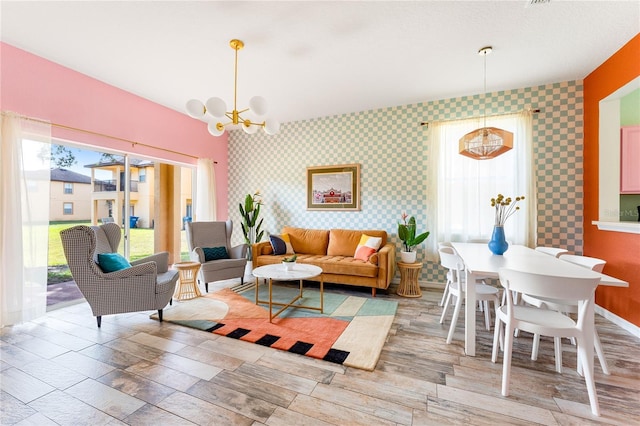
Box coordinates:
[237,116,265,127]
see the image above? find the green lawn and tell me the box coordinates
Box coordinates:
[48,221,188,284]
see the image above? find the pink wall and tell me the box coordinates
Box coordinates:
[0,42,229,219]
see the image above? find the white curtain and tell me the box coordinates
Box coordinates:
[1,112,51,326]
[427,111,536,258]
[195,158,217,221]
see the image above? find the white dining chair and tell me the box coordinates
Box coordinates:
[438,247,500,343]
[559,254,606,273]
[492,267,601,416]
[449,240,492,310]
[522,254,609,374]
[535,246,570,258]
[507,246,568,317]
[437,242,456,306]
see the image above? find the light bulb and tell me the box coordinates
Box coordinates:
[242,120,258,135]
[249,96,268,116]
[207,121,225,137]
[186,99,206,119]
[205,97,227,119]
[264,118,280,135]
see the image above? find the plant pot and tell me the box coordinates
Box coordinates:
[400,251,417,263]
[282,261,295,271]
[488,226,509,255]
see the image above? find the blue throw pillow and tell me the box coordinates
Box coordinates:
[97,253,131,273]
[203,246,229,261]
[269,235,287,255]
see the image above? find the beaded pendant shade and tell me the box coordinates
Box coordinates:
[459,126,513,159]
[459,47,513,160]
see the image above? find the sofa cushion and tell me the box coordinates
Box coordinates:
[97,253,131,273]
[282,227,329,255]
[203,246,229,261]
[327,229,387,257]
[269,235,286,255]
[354,234,383,261]
[269,234,294,255]
[304,255,379,278]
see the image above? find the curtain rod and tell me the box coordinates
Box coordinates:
[3,112,217,164]
[420,108,540,128]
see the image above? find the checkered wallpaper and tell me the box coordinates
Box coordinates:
[228,80,584,283]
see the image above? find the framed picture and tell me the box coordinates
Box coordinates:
[306,163,361,211]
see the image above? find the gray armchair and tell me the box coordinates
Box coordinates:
[60,223,178,327]
[185,220,248,292]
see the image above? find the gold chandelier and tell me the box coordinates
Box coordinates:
[459,46,513,160]
[186,39,280,136]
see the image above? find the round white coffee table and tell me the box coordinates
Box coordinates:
[252,263,323,322]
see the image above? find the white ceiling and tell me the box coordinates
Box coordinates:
[1,1,639,126]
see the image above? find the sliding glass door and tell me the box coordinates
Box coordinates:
[47,140,194,307]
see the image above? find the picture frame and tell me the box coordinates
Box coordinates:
[306,163,361,211]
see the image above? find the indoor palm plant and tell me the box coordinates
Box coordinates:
[398,213,430,263]
[239,191,264,260]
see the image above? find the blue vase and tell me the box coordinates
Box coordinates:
[488,226,509,255]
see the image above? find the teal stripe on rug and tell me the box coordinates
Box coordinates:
[359,298,398,316]
[170,319,220,331]
[239,286,350,318]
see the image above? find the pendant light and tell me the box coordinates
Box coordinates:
[186,39,280,137]
[459,46,513,160]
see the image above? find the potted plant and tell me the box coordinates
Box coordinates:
[398,213,430,263]
[239,191,264,260]
[282,254,297,271]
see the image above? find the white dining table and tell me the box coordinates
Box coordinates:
[450,243,628,357]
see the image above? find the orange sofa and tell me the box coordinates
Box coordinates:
[252,226,396,296]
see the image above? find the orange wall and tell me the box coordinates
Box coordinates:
[584,34,640,326]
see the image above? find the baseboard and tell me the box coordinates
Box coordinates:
[419,281,445,290]
[595,304,640,339]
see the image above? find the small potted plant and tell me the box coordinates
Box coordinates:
[398,213,430,263]
[239,191,264,261]
[282,254,297,271]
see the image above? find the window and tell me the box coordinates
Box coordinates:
[63,182,73,194]
[63,202,73,215]
[139,168,146,183]
[428,112,535,251]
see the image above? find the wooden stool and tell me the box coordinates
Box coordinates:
[173,261,202,300]
[397,262,423,298]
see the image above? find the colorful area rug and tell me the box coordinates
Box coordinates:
[150,286,397,371]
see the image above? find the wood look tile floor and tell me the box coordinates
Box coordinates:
[2,281,639,425]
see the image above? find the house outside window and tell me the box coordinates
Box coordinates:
[63,202,73,215]
[63,182,73,194]
[139,169,146,183]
